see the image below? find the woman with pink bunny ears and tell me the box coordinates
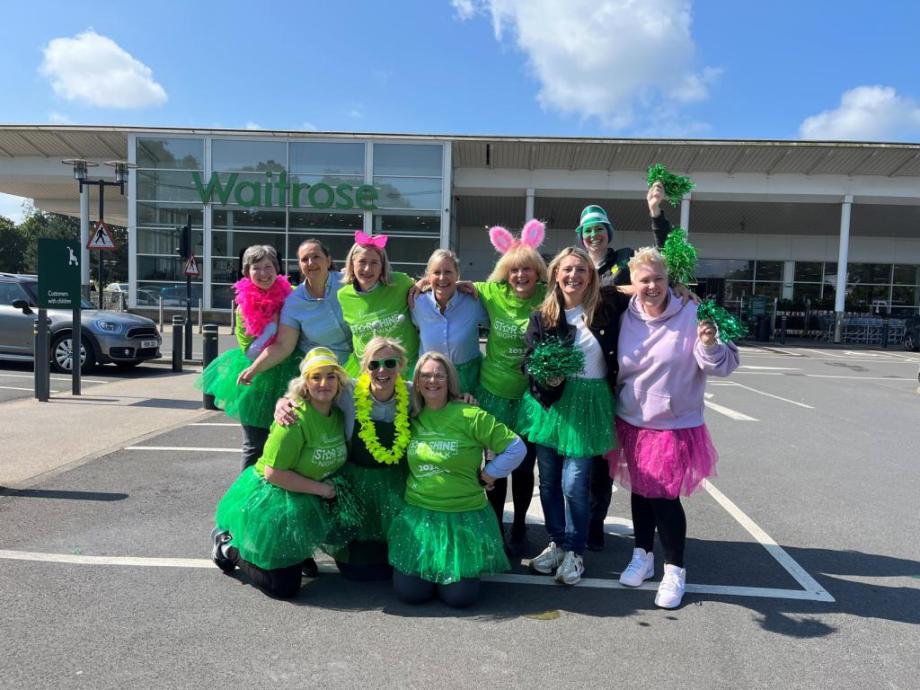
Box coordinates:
[473,219,548,555]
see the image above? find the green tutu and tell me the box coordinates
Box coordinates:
[215,467,360,570]
[336,462,406,543]
[388,504,510,584]
[473,383,524,434]
[196,348,302,428]
[518,377,617,457]
[455,356,482,395]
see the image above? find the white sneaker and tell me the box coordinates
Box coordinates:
[554,551,584,585]
[529,541,564,574]
[655,564,687,609]
[619,547,654,587]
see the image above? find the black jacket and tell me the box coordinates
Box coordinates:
[596,211,672,287]
[523,286,627,409]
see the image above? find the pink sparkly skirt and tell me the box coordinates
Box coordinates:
[607,417,718,499]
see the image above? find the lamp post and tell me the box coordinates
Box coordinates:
[62,159,136,308]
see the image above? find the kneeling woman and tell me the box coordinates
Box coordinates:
[388,353,526,608]
[211,348,358,599]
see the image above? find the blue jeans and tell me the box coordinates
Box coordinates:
[535,445,592,555]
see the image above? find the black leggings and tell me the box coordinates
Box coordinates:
[630,493,687,568]
[228,547,302,599]
[487,440,537,529]
[392,569,481,608]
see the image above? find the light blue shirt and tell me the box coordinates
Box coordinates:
[280,270,352,365]
[410,290,488,365]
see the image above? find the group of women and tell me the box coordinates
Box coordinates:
[202,179,739,610]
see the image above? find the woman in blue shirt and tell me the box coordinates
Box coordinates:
[239,239,353,384]
[410,249,488,394]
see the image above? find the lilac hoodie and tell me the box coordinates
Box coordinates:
[617,290,740,430]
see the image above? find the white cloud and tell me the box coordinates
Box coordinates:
[348,105,365,119]
[244,121,263,130]
[48,111,71,124]
[301,121,319,131]
[39,30,167,108]
[0,193,31,223]
[454,0,717,130]
[799,85,920,141]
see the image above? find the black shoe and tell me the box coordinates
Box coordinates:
[211,531,236,573]
[302,558,319,577]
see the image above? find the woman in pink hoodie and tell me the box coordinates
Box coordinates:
[607,247,739,609]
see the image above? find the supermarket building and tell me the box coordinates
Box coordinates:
[0,125,918,317]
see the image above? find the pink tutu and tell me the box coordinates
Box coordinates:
[607,417,718,499]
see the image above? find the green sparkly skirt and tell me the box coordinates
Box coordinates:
[473,383,524,435]
[196,348,302,429]
[337,462,406,543]
[455,356,482,395]
[388,503,510,584]
[215,466,359,570]
[518,377,617,457]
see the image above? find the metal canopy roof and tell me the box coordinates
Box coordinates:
[1,125,920,177]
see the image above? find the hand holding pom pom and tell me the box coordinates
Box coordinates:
[647,164,694,207]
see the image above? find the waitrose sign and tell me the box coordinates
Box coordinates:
[191,171,378,210]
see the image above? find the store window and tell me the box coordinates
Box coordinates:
[290,142,364,175]
[136,138,203,170]
[212,139,286,172]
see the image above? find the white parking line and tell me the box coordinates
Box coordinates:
[704,400,758,421]
[702,480,834,602]
[124,446,238,452]
[0,385,58,393]
[0,373,107,384]
[720,381,814,409]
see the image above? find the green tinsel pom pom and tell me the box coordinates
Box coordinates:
[324,475,365,531]
[661,228,698,285]
[697,299,748,343]
[647,163,695,207]
[527,337,586,384]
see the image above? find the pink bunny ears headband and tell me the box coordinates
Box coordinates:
[354,230,388,249]
[488,219,546,254]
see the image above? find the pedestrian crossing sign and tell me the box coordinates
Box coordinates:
[184,255,200,277]
[87,220,116,250]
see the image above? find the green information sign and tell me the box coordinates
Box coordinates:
[37,239,81,308]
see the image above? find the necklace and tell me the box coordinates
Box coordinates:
[354,373,411,465]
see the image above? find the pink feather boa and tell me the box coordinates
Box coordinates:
[233,276,292,339]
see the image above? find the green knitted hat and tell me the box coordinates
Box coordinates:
[576,205,614,244]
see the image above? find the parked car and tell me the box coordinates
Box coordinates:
[0,273,162,373]
[904,314,920,352]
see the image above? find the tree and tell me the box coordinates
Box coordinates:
[17,209,82,273]
[0,215,27,272]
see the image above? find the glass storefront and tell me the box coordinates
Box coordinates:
[134,136,446,309]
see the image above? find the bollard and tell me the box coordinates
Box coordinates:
[198,298,203,334]
[33,311,51,402]
[779,315,787,345]
[202,323,219,410]
[172,315,184,372]
[158,296,164,332]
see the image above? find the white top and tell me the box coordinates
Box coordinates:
[565,305,606,380]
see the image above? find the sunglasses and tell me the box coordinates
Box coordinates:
[368,358,399,371]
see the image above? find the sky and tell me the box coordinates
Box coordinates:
[3,0,920,221]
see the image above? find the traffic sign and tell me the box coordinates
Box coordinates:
[87,220,116,250]
[184,255,200,277]
[37,239,81,308]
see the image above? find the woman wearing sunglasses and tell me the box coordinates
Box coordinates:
[388,352,526,607]
[331,337,413,580]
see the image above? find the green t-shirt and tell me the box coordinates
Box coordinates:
[476,281,546,399]
[405,402,518,512]
[337,271,420,374]
[255,403,347,481]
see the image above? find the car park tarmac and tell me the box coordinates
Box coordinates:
[1,345,918,688]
